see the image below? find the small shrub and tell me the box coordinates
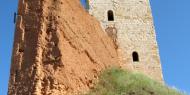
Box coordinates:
[85,67,185,95]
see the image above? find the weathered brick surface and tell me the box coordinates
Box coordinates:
[8,0,118,94]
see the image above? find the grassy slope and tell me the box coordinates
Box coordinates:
[85,68,185,95]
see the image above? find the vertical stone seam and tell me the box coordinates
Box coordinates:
[32,0,45,94]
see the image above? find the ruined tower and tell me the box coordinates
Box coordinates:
[87,0,163,81]
[8,0,119,94]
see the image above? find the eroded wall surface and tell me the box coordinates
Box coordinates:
[8,0,118,94]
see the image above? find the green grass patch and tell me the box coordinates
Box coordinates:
[85,67,185,95]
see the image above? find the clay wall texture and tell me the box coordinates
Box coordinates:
[8,0,119,94]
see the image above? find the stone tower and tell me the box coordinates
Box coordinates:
[87,0,163,81]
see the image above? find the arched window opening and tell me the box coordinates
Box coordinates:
[108,10,114,21]
[132,52,139,62]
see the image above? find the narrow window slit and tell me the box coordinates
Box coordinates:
[108,10,114,21]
